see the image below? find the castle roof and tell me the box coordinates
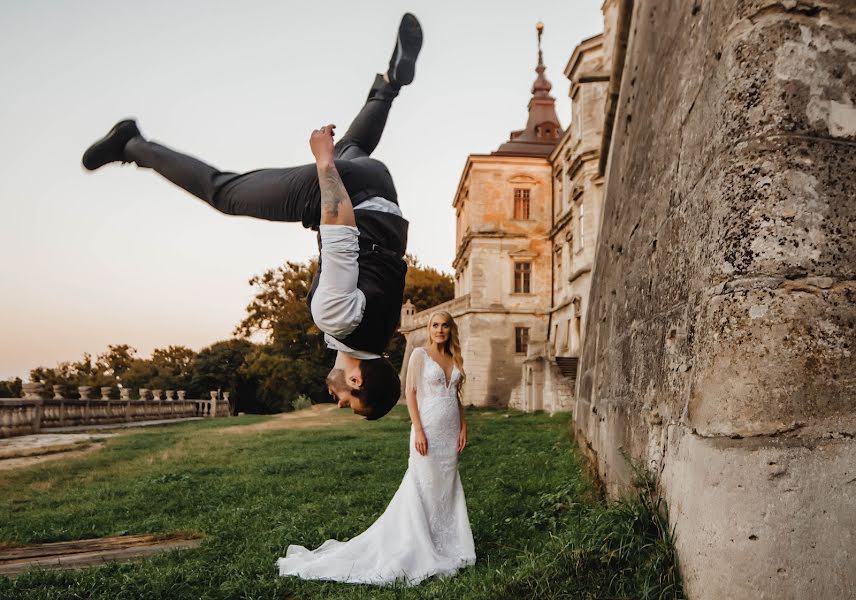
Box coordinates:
[494,22,563,158]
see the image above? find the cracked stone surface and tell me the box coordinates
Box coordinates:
[574,0,856,598]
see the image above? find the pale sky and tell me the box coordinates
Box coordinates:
[0,0,603,381]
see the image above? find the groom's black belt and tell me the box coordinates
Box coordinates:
[358,237,401,259]
[353,208,408,257]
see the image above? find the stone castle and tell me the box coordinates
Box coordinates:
[399,21,607,414]
[401,0,856,598]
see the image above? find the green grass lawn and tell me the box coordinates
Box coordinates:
[0,407,683,600]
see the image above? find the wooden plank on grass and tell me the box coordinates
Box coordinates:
[0,534,202,577]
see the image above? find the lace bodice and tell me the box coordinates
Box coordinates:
[405,347,462,459]
[406,346,461,398]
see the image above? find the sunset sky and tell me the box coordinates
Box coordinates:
[0,0,603,381]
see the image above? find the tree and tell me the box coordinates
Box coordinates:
[190,339,258,413]
[385,254,456,370]
[29,354,106,397]
[96,344,137,383]
[235,261,331,412]
[403,254,455,311]
[119,358,159,392]
[113,345,196,394]
[0,377,22,398]
[121,346,196,391]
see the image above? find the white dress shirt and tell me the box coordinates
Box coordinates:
[310,197,403,359]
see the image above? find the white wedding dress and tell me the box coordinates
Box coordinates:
[277,346,476,585]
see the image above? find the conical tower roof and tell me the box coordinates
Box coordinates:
[494,22,563,157]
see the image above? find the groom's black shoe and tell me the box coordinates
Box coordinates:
[82,119,141,171]
[387,13,422,87]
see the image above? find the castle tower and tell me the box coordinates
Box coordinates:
[399,23,562,407]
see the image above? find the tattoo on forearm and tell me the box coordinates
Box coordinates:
[319,164,350,219]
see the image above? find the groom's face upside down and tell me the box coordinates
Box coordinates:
[326,358,401,420]
[327,365,364,413]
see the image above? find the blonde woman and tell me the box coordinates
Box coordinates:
[278,311,475,585]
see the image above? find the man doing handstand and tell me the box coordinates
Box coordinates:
[81,14,423,420]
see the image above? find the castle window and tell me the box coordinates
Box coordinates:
[513,188,530,220]
[564,319,571,350]
[514,262,531,294]
[578,203,585,249]
[515,327,530,354]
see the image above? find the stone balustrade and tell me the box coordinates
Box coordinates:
[0,386,231,439]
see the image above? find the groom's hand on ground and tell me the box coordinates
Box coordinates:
[310,124,336,167]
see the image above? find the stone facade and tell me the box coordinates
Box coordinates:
[400,27,563,408]
[400,154,554,407]
[549,36,605,363]
[574,0,856,597]
[512,31,612,414]
[400,24,611,413]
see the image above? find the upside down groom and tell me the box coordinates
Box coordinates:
[81,14,424,420]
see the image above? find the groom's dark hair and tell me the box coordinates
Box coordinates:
[352,357,400,420]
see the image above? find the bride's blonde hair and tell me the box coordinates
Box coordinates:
[427,311,466,398]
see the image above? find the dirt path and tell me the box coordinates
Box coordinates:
[221,403,359,434]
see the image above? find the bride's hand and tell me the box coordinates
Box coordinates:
[457,425,467,453]
[414,429,428,456]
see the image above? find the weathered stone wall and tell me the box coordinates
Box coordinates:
[410,153,554,407]
[509,352,575,413]
[574,1,856,598]
[454,155,553,303]
[458,312,546,406]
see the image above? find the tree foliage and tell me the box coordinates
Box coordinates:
[403,253,455,311]
[0,377,22,398]
[234,260,331,412]
[22,254,451,411]
[119,345,195,391]
[190,339,257,414]
[381,255,455,372]
[29,349,121,398]
[28,342,247,403]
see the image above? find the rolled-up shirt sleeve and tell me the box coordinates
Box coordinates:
[310,225,366,339]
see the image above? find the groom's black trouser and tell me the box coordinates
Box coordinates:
[124,74,400,230]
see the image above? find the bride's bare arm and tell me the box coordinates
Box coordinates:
[405,350,428,456]
[457,400,467,453]
[406,386,428,456]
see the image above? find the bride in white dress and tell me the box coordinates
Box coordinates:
[277,310,476,585]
